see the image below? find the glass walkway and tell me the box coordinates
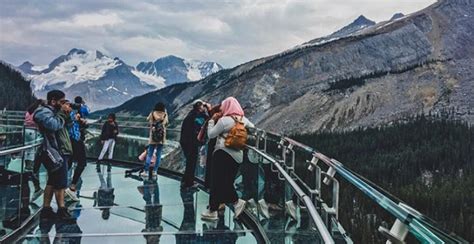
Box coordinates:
[0,110,469,243]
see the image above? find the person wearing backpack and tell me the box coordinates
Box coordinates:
[142,102,168,177]
[201,97,254,221]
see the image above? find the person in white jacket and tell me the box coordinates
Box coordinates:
[201,97,254,221]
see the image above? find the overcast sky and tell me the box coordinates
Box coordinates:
[0,0,435,68]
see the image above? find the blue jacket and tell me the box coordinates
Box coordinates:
[69,111,81,142]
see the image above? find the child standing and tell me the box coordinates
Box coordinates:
[98,113,119,162]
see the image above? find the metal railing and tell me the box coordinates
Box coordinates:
[0,110,468,243]
[252,129,467,244]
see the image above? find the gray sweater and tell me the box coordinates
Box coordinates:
[207,116,255,163]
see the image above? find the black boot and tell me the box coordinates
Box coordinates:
[57,207,74,221]
[40,206,56,220]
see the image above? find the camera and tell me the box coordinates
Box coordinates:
[70,103,82,110]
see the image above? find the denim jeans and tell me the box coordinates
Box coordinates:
[144,144,163,172]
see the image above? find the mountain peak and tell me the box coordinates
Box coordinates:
[352,15,376,26]
[67,48,87,56]
[390,13,405,21]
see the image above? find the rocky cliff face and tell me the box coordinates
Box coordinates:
[102,0,474,134]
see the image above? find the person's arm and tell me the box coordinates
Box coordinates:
[207,118,226,139]
[34,108,64,132]
[100,123,107,141]
[164,113,169,127]
[146,112,152,126]
[80,105,90,117]
[114,123,119,136]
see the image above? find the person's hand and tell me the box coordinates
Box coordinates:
[75,113,81,120]
[101,140,105,144]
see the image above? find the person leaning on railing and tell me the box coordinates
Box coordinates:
[201,97,255,221]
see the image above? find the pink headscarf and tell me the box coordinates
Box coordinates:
[221,97,244,117]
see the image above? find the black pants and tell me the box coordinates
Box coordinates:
[204,138,217,189]
[209,150,239,211]
[68,140,87,186]
[181,144,199,187]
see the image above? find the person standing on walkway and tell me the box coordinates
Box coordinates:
[142,102,168,177]
[34,90,74,220]
[98,114,119,163]
[179,100,209,189]
[65,105,88,202]
[201,97,254,221]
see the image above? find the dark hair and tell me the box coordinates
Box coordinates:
[209,104,221,117]
[107,113,116,121]
[27,99,44,114]
[153,102,165,112]
[74,96,83,104]
[46,90,65,102]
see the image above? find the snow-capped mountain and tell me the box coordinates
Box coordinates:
[134,55,223,87]
[18,49,222,110]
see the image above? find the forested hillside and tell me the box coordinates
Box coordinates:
[294,116,473,242]
[0,62,35,110]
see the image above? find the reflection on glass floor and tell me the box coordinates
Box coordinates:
[18,162,257,243]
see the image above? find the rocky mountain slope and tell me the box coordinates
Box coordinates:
[18,49,222,111]
[99,0,474,134]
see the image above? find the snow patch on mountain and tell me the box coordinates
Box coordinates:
[30,50,119,91]
[131,69,166,88]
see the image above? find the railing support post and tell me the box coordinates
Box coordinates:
[378,219,409,244]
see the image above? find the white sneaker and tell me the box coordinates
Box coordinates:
[233,199,246,219]
[201,210,218,221]
[140,171,148,177]
[258,199,270,219]
[286,200,297,220]
[65,188,80,202]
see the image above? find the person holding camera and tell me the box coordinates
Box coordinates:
[65,97,89,202]
[33,90,74,221]
[179,100,210,189]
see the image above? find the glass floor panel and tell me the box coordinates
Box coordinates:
[16,162,258,243]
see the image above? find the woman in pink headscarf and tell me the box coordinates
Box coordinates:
[201,97,254,221]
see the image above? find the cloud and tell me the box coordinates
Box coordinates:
[0,0,436,68]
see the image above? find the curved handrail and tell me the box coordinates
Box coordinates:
[268,132,467,243]
[246,145,335,244]
[0,142,42,156]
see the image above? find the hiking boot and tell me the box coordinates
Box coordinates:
[57,207,74,221]
[40,207,56,220]
[31,188,44,202]
[65,188,80,202]
[201,210,218,221]
[233,199,246,219]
